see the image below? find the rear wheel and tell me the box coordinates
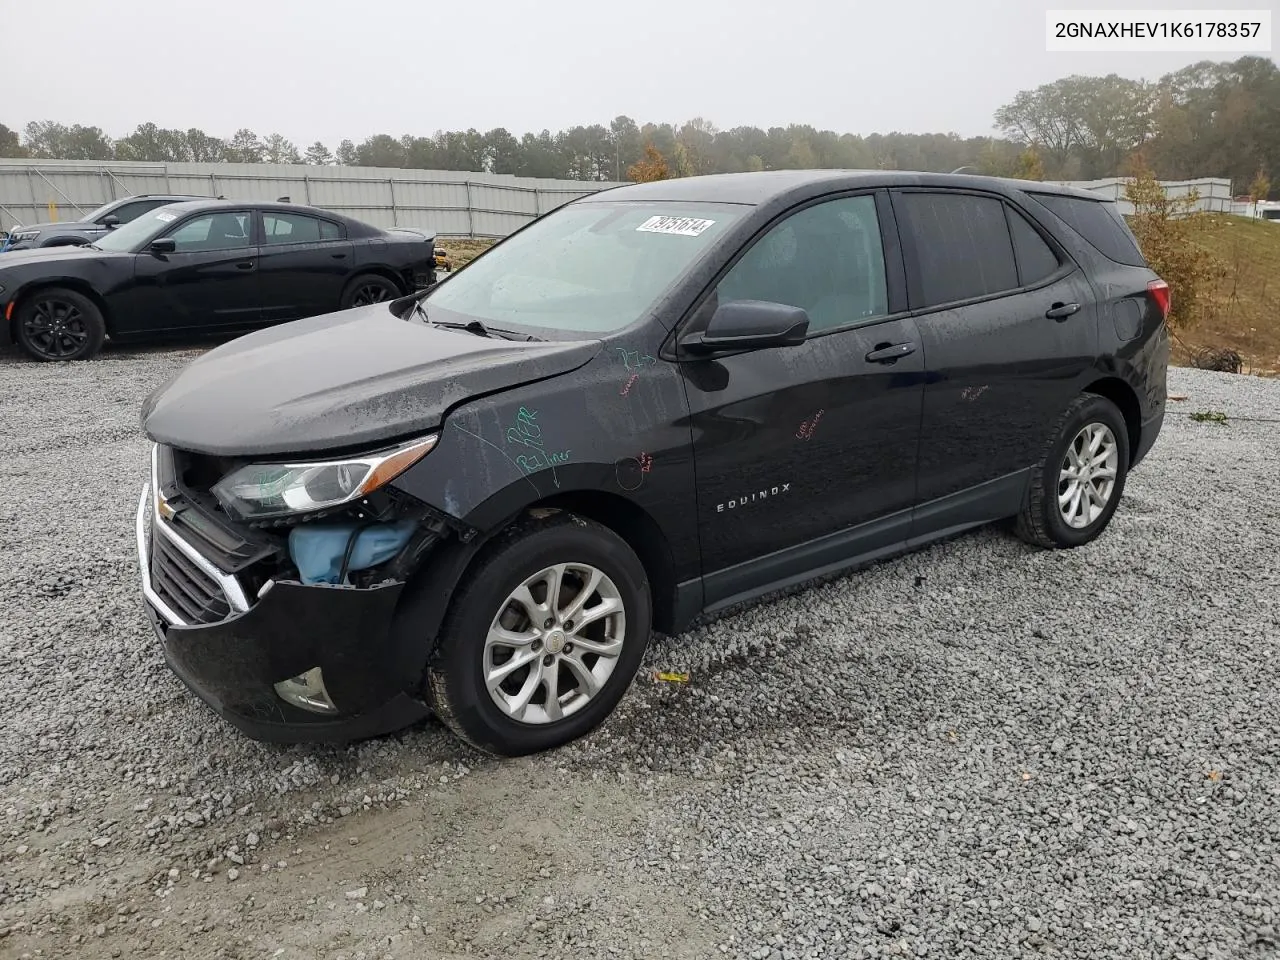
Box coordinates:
[1015,393,1130,548]
[341,273,400,308]
[422,513,652,756]
[14,287,106,362]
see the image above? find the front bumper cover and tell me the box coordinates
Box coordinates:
[135,483,430,743]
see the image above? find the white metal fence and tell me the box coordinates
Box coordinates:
[0,159,626,237]
[0,160,1241,236]
[1055,177,1234,215]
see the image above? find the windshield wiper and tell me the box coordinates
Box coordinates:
[430,317,544,342]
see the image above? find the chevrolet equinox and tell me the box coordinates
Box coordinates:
[135,170,1170,756]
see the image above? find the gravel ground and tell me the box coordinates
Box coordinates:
[0,345,1277,960]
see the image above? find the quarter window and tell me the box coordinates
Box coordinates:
[1006,207,1061,285]
[166,212,252,252]
[716,195,888,333]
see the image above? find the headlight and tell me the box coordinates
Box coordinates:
[211,434,438,520]
[10,230,40,243]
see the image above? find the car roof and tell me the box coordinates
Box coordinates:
[146,198,376,229]
[580,170,1107,206]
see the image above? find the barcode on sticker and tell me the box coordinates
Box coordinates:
[636,215,715,237]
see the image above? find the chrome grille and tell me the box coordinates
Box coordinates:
[150,527,231,625]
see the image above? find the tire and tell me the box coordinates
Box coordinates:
[422,512,652,757]
[340,273,400,309]
[14,287,107,362]
[1015,393,1130,549]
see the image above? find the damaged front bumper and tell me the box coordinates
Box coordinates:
[134,473,431,744]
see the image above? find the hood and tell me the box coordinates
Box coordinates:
[142,304,602,457]
[0,245,111,267]
[8,218,96,232]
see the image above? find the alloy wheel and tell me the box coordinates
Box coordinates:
[23,298,90,359]
[1057,422,1119,529]
[483,563,626,724]
[352,283,392,306]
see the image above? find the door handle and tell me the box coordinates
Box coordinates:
[1045,302,1080,321]
[235,261,255,270]
[331,253,347,259]
[866,341,916,363]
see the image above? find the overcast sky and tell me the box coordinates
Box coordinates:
[3,0,1269,144]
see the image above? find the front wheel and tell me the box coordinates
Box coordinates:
[423,513,652,756]
[340,273,400,309]
[14,287,107,361]
[1015,393,1130,548]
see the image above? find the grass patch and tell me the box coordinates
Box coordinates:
[434,237,495,271]
[1178,215,1280,377]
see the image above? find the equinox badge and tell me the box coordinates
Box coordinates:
[716,483,791,513]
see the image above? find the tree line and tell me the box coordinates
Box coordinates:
[1,55,1275,196]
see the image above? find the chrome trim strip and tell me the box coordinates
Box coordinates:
[136,482,187,627]
[145,444,251,620]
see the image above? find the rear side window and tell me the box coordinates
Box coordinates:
[1029,194,1146,267]
[896,192,1018,306]
[1006,207,1061,285]
[263,213,344,243]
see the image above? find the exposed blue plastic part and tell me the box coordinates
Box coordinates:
[288,520,418,585]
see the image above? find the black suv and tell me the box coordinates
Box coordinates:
[2,194,209,251]
[135,170,1170,756]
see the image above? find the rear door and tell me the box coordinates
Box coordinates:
[256,211,354,322]
[123,209,262,335]
[890,188,1098,524]
[681,190,926,606]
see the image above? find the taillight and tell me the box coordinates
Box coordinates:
[1147,279,1171,321]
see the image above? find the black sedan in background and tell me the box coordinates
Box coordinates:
[0,200,437,361]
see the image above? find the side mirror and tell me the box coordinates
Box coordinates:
[681,299,809,355]
[148,237,177,254]
[101,215,120,229]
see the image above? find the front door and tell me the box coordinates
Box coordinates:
[890,189,1100,517]
[679,191,926,608]
[122,209,261,336]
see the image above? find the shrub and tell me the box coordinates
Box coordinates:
[1123,156,1226,329]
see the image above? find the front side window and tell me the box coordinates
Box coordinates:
[897,192,1018,307]
[423,201,745,335]
[716,195,888,333]
[167,212,252,252]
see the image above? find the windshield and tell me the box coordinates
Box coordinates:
[423,201,745,335]
[92,207,184,252]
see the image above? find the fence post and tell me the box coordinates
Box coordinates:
[26,168,38,226]
[465,181,475,238]
[209,172,217,198]
[389,178,399,227]
[303,174,312,204]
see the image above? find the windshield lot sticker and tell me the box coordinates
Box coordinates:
[636,215,715,237]
[505,406,569,487]
[155,212,177,222]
